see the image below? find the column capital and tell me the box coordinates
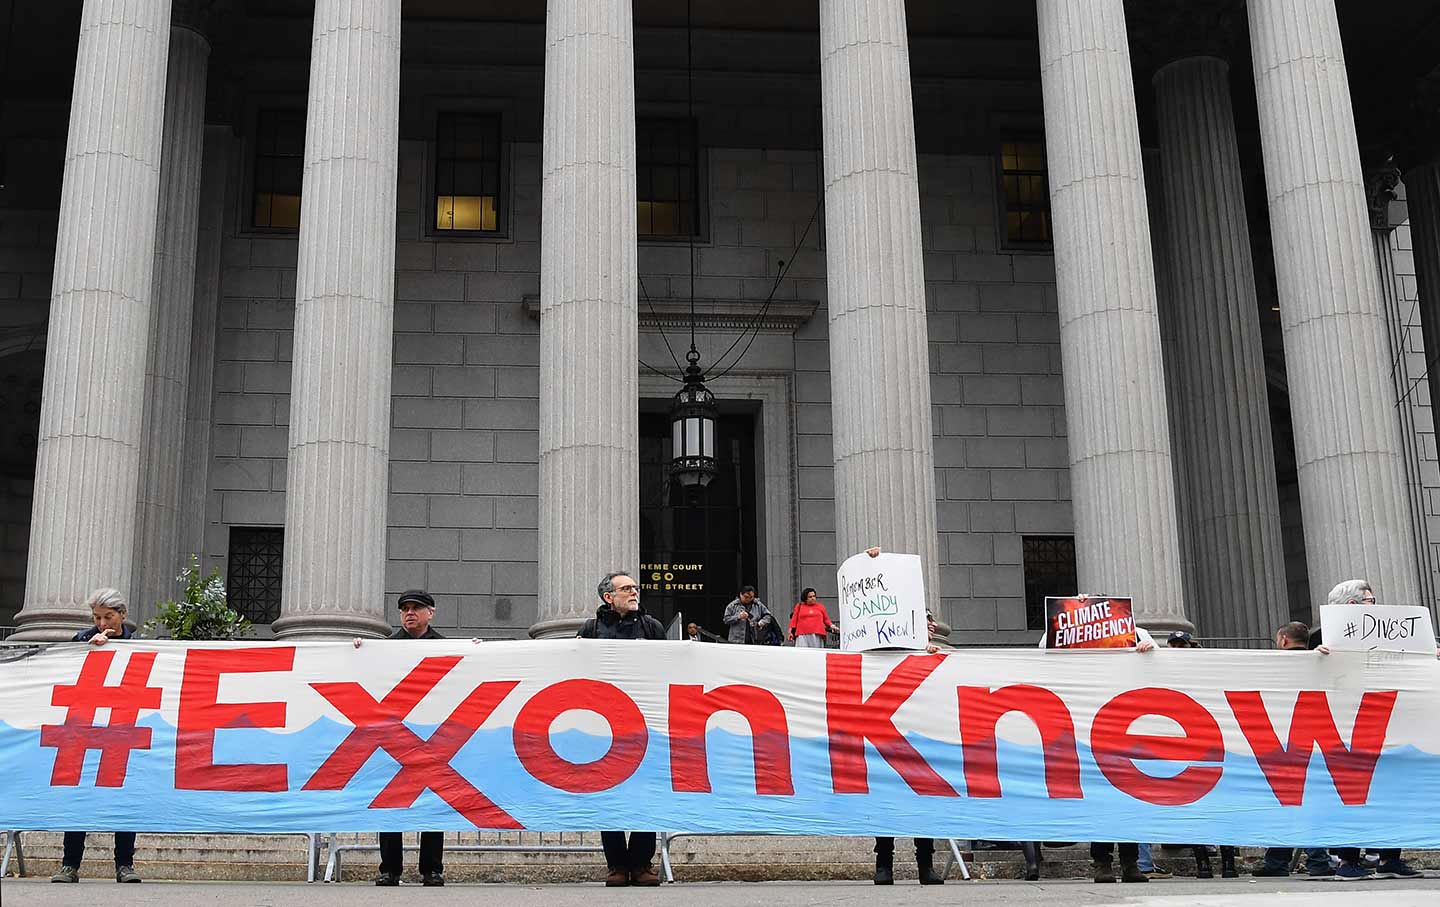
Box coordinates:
[1366,155,1404,231]
[1129,0,1246,77]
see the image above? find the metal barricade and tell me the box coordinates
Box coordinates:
[1,831,323,883]
[321,830,604,883]
[657,832,970,884]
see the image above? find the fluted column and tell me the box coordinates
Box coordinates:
[1154,57,1287,642]
[271,0,400,639]
[529,0,639,638]
[1036,0,1189,631]
[177,126,235,564]
[818,0,940,611]
[132,24,211,622]
[11,0,174,640]
[1408,161,1440,476]
[1248,0,1421,607]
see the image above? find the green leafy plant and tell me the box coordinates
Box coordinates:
[144,555,251,640]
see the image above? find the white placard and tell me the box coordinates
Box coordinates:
[1319,603,1437,654]
[837,551,927,652]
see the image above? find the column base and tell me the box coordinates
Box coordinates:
[528,616,587,639]
[8,609,93,642]
[270,611,392,641]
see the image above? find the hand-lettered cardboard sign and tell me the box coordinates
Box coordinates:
[837,551,927,651]
[1320,604,1437,654]
[1044,596,1137,649]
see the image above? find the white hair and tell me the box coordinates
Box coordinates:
[84,587,128,615]
[1326,579,1372,606]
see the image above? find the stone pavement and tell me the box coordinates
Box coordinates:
[3,878,1440,907]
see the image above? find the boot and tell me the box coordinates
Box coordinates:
[1195,846,1213,879]
[1221,847,1237,879]
[916,851,944,885]
[873,852,894,886]
[1093,859,1116,883]
[1020,842,1042,881]
[1121,860,1150,883]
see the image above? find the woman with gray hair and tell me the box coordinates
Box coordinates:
[50,588,142,883]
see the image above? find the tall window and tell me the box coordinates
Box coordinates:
[434,112,502,232]
[227,527,284,624]
[637,118,700,238]
[999,140,1052,247]
[1022,535,1076,630]
[252,110,305,229]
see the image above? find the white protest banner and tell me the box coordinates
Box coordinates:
[1320,604,1437,654]
[4,640,1440,846]
[837,551,926,651]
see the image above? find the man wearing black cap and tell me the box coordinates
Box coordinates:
[360,590,446,885]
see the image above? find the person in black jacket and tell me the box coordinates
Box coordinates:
[578,572,664,886]
[356,590,448,886]
[50,589,141,884]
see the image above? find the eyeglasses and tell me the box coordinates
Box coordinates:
[612,584,639,594]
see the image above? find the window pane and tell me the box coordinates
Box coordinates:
[433,112,503,232]
[252,110,306,230]
[637,118,702,238]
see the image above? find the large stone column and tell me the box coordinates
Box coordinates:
[177,126,236,566]
[271,0,400,639]
[132,22,211,622]
[1247,0,1421,607]
[1153,56,1288,642]
[11,0,174,640]
[817,0,940,611]
[529,0,639,638]
[1036,0,1189,631]
[1408,159,1440,475]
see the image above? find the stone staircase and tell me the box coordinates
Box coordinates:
[5,832,1437,884]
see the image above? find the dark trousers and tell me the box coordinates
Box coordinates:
[1336,847,1399,864]
[600,831,656,871]
[874,837,935,858]
[1091,842,1138,863]
[62,831,136,869]
[377,831,444,876]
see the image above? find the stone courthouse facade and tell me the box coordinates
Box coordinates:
[3,0,1439,644]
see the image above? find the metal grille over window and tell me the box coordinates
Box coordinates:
[1022,535,1076,630]
[252,110,305,229]
[226,527,284,625]
[1000,141,1052,246]
[434,112,501,232]
[637,118,699,238]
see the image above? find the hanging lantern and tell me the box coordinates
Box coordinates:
[669,353,718,488]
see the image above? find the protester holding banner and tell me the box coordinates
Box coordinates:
[789,588,837,648]
[369,590,448,887]
[49,589,142,885]
[1308,580,1425,880]
[579,572,664,886]
[723,585,773,644]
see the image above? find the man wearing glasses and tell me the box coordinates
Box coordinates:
[578,572,666,886]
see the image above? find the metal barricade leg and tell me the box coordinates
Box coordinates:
[660,832,675,883]
[324,833,340,883]
[1,830,16,878]
[946,838,970,881]
[306,833,317,883]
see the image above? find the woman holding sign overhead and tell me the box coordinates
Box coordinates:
[788,588,838,648]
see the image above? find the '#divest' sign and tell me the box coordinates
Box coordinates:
[2,640,1439,845]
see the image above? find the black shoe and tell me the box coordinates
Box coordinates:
[1121,861,1150,883]
[874,855,894,886]
[421,872,445,887]
[1197,857,1214,879]
[115,865,142,883]
[917,856,944,885]
[1094,860,1116,883]
[374,871,400,887]
[1253,865,1290,877]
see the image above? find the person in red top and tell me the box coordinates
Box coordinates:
[788,588,837,648]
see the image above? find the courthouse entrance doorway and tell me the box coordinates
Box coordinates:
[638,406,758,637]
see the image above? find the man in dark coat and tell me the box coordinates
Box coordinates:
[367,590,447,886]
[578,572,663,885]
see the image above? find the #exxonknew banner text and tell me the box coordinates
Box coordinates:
[1,640,1438,846]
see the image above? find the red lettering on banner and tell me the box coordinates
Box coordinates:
[957,684,1082,799]
[41,650,162,787]
[513,679,648,793]
[1091,688,1224,806]
[306,657,522,829]
[668,684,793,795]
[1225,690,1397,806]
[826,653,957,796]
[176,648,294,791]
